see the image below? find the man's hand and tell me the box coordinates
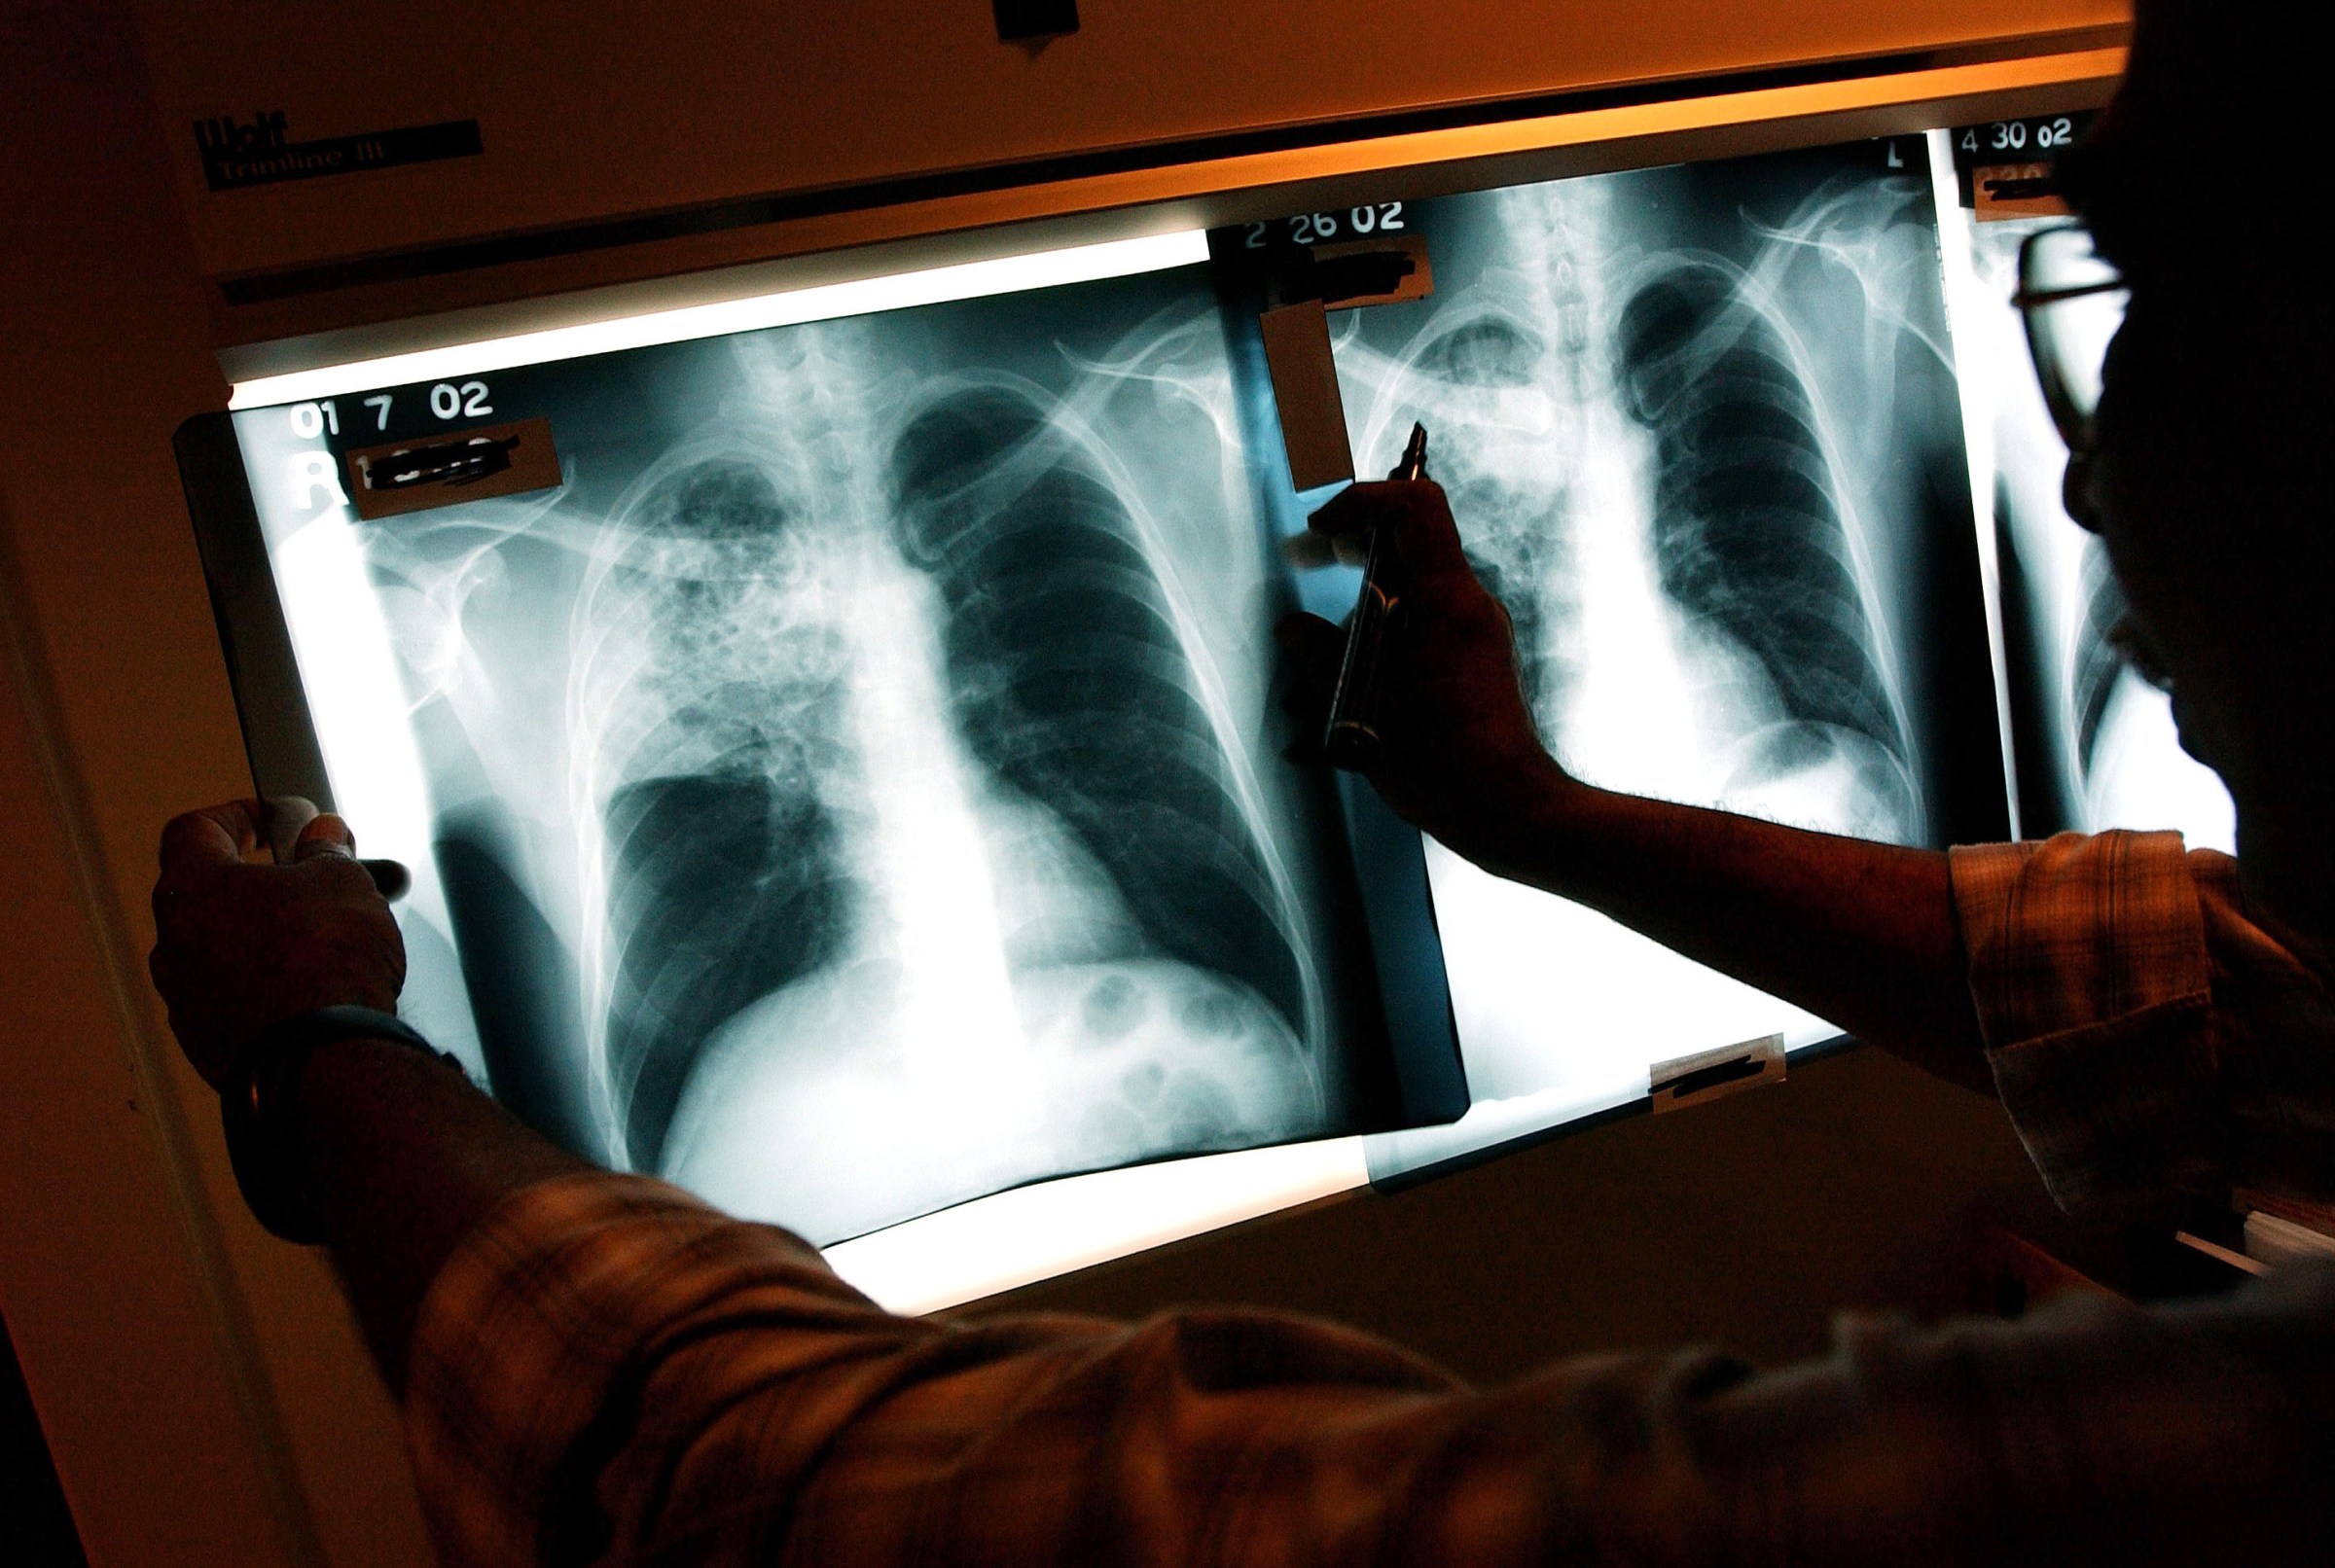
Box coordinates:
[149,800,406,1088]
[1277,481,1576,868]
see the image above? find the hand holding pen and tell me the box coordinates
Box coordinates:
[1320,422,1431,770]
[1275,434,1571,867]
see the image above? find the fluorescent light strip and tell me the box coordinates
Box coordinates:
[824,1137,1370,1316]
[229,229,1212,410]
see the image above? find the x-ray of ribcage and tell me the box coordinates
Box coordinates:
[1356,142,2003,1175]
[1960,216,2234,849]
[1337,154,1965,834]
[330,273,1376,1243]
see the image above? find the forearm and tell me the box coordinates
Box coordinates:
[404,1176,2335,1568]
[292,1037,590,1388]
[1476,777,1992,1092]
[1283,484,1992,1091]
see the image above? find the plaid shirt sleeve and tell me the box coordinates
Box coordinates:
[1951,830,2335,1214]
[404,1172,2335,1568]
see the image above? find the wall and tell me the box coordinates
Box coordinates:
[0,9,428,1566]
[135,0,2126,287]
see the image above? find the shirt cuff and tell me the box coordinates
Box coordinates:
[400,1171,869,1568]
[1949,831,2223,1213]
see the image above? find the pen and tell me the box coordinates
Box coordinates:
[1322,422,1428,771]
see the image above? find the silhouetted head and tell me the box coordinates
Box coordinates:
[2057,0,2334,909]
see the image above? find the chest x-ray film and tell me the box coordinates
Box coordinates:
[181,249,1465,1247]
[1934,192,2235,852]
[1312,139,2011,1182]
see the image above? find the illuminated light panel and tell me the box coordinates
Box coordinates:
[267,512,437,877]
[823,1136,1370,1315]
[228,230,1213,410]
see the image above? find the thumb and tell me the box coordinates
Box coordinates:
[292,812,355,861]
[1384,481,1475,588]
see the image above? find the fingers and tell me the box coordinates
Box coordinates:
[259,795,321,864]
[1274,612,1344,759]
[291,811,354,861]
[158,801,263,874]
[1280,530,1362,570]
[360,859,413,902]
[289,816,413,909]
[1304,480,1385,539]
[1275,612,1345,689]
[1306,481,1474,586]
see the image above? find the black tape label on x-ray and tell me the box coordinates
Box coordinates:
[1949,112,2098,216]
[1210,208,1433,312]
[194,112,483,193]
[1650,1034,1784,1115]
[344,418,560,520]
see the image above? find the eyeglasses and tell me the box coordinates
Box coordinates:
[2014,224,2129,453]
